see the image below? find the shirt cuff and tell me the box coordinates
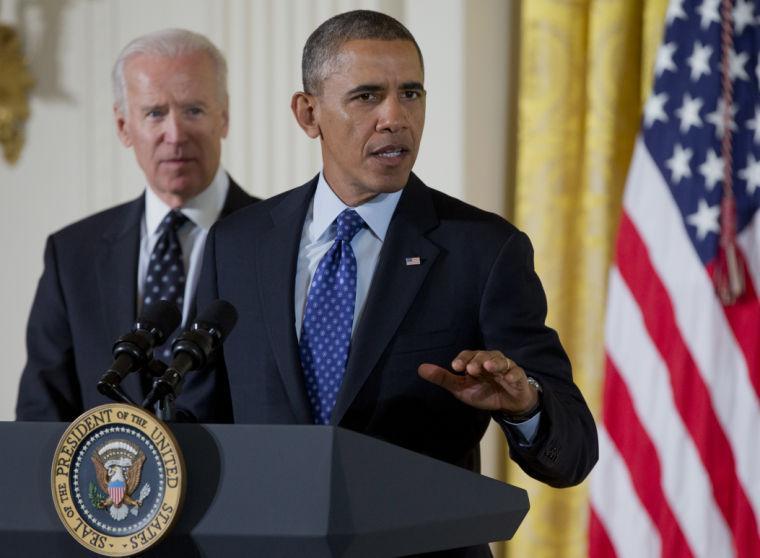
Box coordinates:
[494,411,542,446]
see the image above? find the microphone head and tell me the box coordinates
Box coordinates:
[192,300,238,342]
[135,300,182,345]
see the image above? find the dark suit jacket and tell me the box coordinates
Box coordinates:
[188,174,597,485]
[16,179,257,421]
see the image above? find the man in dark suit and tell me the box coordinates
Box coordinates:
[16,29,257,421]
[190,10,596,486]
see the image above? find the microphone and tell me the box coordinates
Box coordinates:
[97,300,182,403]
[142,300,237,409]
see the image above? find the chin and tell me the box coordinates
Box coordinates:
[154,179,205,202]
[373,170,412,191]
[377,179,410,195]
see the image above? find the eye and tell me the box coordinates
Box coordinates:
[146,109,165,119]
[186,106,204,116]
[355,92,378,102]
[401,90,422,100]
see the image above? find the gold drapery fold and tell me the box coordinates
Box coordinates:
[495,1,668,557]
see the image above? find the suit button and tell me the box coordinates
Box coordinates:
[544,446,559,462]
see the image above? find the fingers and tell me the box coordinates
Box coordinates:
[452,350,517,379]
[419,353,535,413]
[418,363,463,391]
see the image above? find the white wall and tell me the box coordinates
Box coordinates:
[0,0,515,420]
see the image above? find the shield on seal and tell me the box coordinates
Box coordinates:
[108,479,126,506]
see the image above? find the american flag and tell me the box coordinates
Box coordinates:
[589,1,760,557]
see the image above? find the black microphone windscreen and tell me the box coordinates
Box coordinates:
[193,300,238,341]
[137,300,182,341]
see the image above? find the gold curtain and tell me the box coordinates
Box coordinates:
[495,1,668,557]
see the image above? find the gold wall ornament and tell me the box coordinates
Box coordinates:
[0,23,34,165]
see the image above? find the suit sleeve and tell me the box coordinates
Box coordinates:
[16,236,83,421]
[481,230,598,487]
[174,224,234,423]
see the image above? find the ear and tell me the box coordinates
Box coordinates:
[114,103,132,147]
[291,91,321,139]
[220,96,230,139]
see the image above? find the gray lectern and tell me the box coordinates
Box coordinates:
[0,422,529,557]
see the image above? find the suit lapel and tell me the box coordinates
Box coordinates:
[187,177,256,321]
[95,196,144,401]
[332,176,440,424]
[256,179,317,423]
[222,176,257,217]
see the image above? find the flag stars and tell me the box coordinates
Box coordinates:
[728,49,750,82]
[666,143,693,183]
[733,0,755,34]
[746,106,760,145]
[686,42,713,81]
[644,92,669,127]
[675,94,704,133]
[696,0,720,29]
[698,149,724,190]
[706,98,738,139]
[665,0,687,24]
[655,42,678,76]
[687,199,720,240]
[738,154,760,195]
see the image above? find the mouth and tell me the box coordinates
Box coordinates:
[370,145,409,165]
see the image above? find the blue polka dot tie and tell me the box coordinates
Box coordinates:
[299,209,365,424]
[144,210,189,360]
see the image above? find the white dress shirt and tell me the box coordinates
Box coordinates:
[138,166,229,323]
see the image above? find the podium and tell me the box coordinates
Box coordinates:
[1,422,528,557]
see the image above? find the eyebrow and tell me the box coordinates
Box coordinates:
[139,100,209,112]
[400,81,425,91]
[345,84,384,96]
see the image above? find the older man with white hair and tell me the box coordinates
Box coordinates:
[16,28,257,421]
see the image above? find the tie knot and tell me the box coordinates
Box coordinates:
[335,209,365,242]
[158,210,189,234]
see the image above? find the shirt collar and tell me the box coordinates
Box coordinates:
[144,165,229,235]
[310,171,402,242]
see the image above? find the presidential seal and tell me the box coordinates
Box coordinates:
[51,403,185,557]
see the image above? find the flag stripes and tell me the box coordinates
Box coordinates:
[591,138,760,556]
[589,507,616,558]
[605,266,734,558]
[592,426,662,558]
[602,357,693,558]
[705,257,760,400]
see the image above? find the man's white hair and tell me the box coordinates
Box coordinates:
[112,28,228,113]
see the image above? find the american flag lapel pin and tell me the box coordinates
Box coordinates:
[405,256,421,266]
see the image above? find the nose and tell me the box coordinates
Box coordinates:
[162,111,187,144]
[376,95,407,133]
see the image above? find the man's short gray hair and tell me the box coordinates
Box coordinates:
[112,28,228,113]
[302,10,424,95]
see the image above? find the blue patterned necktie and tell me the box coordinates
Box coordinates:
[144,209,189,360]
[299,208,365,424]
